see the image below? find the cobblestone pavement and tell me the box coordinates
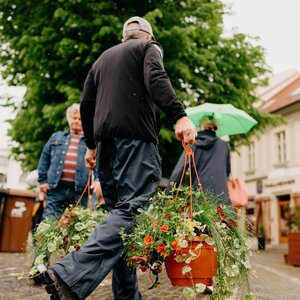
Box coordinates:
[1,241,300,300]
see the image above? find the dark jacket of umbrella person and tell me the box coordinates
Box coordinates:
[167,118,231,204]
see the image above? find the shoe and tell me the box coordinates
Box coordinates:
[42,269,77,300]
[30,263,47,285]
[204,286,213,294]
[32,273,43,285]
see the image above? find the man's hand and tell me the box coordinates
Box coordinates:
[85,148,97,169]
[175,116,197,144]
[39,183,49,194]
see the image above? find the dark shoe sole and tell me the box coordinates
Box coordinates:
[32,273,43,285]
[42,270,76,300]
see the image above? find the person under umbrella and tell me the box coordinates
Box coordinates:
[167,117,231,204]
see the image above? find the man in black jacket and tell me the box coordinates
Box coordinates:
[42,16,196,300]
[168,118,231,204]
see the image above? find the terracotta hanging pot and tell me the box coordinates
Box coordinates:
[165,236,217,286]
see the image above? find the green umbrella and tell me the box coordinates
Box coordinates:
[186,102,257,136]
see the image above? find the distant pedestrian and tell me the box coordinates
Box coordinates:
[42,16,196,300]
[167,118,231,204]
[37,103,102,220]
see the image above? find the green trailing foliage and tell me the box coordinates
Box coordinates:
[121,186,255,299]
[0,0,280,173]
[29,205,107,281]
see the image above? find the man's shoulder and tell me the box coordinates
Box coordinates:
[146,41,163,58]
[50,130,68,139]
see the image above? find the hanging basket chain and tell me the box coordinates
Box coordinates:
[75,167,93,211]
[173,141,206,219]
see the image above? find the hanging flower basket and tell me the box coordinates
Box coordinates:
[29,170,107,281]
[122,142,255,299]
[165,236,217,286]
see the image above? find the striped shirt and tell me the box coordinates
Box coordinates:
[60,133,82,182]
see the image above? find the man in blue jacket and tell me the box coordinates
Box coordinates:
[42,17,196,300]
[38,103,102,220]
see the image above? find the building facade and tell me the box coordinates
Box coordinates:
[0,148,27,189]
[0,81,27,190]
[231,69,300,246]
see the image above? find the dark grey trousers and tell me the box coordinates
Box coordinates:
[52,138,162,299]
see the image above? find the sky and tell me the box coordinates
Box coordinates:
[222,0,300,74]
[1,0,300,148]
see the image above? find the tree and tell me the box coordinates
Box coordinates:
[0,0,278,175]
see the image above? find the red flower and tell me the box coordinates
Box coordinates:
[130,256,147,263]
[144,235,154,245]
[139,266,148,272]
[152,266,162,273]
[216,205,226,219]
[164,213,171,219]
[129,244,135,250]
[171,239,182,251]
[228,219,238,228]
[160,224,169,232]
[156,243,166,255]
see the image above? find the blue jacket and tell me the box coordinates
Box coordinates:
[38,130,98,192]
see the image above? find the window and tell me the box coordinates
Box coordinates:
[276,130,287,163]
[248,142,255,170]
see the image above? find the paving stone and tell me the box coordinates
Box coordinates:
[0,243,299,300]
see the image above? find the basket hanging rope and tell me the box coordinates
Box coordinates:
[173,141,206,219]
[75,167,93,211]
[165,141,217,287]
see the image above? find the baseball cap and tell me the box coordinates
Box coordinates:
[123,16,154,39]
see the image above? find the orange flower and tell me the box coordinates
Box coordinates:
[144,235,154,245]
[160,224,169,232]
[37,235,43,243]
[152,220,158,227]
[171,239,182,251]
[156,243,166,255]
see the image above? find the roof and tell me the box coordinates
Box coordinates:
[257,70,300,113]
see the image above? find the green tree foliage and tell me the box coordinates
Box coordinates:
[0,0,279,174]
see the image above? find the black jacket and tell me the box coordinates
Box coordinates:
[80,38,186,149]
[167,130,231,203]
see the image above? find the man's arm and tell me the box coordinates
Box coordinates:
[144,43,196,144]
[37,134,54,194]
[143,42,186,124]
[80,70,97,150]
